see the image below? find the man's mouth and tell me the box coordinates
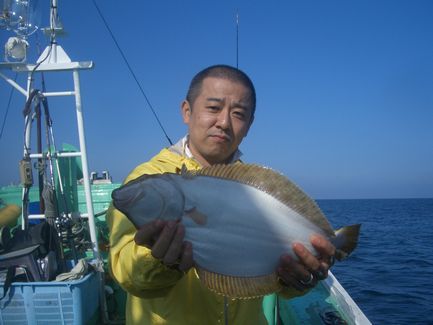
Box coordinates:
[210,134,231,142]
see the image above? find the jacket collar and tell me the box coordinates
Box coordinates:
[169,135,243,166]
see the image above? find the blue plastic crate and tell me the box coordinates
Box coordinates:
[0,271,100,325]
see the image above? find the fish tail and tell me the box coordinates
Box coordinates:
[332,224,361,261]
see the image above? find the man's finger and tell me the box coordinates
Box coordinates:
[278,265,314,291]
[278,268,304,291]
[313,262,329,280]
[279,254,309,279]
[178,241,194,272]
[311,234,335,258]
[293,242,321,272]
[151,221,178,259]
[134,219,166,247]
[278,254,313,287]
[162,224,185,265]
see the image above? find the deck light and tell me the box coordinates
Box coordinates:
[4,35,28,61]
[1,0,40,62]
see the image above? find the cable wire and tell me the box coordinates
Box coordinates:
[91,0,173,145]
[0,73,18,142]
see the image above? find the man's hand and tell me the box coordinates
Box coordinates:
[134,219,194,272]
[277,234,335,291]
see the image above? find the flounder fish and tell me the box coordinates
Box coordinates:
[112,163,360,298]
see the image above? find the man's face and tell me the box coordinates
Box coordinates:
[182,77,254,167]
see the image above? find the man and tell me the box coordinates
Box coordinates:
[107,65,335,324]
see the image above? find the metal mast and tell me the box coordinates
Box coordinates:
[0,0,99,259]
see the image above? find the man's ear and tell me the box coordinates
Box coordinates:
[181,100,191,123]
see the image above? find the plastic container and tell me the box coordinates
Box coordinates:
[0,271,100,325]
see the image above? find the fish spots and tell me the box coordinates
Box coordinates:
[184,207,208,225]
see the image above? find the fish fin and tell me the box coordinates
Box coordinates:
[184,207,208,225]
[196,267,282,299]
[194,164,334,236]
[332,224,361,261]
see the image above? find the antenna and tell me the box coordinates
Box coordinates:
[38,0,70,65]
[236,11,239,68]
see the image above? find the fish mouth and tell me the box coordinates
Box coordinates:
[112,186,146,212]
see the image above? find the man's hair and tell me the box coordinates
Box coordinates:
[186,64,256,117]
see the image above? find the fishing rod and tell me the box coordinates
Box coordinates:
[35,97,45,212]
[93,2,244,147]
[91,0,173,146]
[22,87,85,267]
[34,16,79,263]
[20,89,42,231]
[40,95,79,263]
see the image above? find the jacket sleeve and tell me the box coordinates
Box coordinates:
[107,159,184,298]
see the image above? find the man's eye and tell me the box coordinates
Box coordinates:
[207,106,220,111]
[233,111,246,119]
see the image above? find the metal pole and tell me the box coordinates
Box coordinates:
[23,71,33,156]
[72,69,99,259]
[0,71,27,96]
[21,71,34,230]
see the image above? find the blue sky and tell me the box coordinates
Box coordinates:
[1,0,432,199]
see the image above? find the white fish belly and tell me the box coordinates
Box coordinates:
[177,176,325,277]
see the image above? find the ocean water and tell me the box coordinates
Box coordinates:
[317,198,433,325]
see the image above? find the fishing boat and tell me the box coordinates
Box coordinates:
[0,1,371,324]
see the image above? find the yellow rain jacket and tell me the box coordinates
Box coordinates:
[107,148,305,325]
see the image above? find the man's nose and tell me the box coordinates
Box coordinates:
[215,108,231,129]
